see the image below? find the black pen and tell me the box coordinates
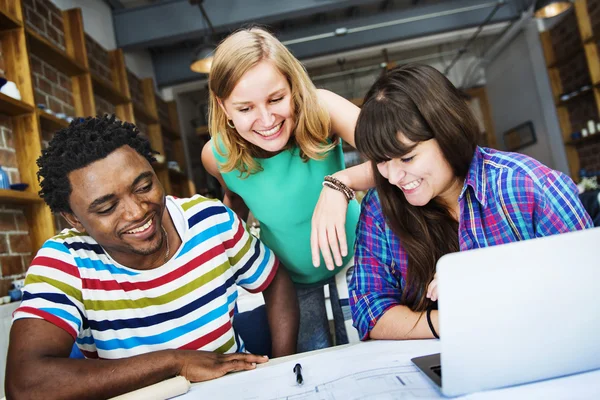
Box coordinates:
[293,363,303,386]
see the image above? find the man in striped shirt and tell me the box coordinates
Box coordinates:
[6,116,299,399]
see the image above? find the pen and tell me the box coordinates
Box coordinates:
[293,363,303,386]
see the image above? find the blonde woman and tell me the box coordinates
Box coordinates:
[201,27,372,352]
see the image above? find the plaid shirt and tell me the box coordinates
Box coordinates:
[349,147,593,340]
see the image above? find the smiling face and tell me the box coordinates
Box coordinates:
[376,137,462,209]
[62,145,167,267]
[220,60,294,153]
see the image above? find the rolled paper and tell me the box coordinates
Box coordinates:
[109,376,190,400]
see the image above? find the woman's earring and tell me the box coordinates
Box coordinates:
[227,119,235,129]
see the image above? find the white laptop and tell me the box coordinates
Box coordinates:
[412,227,600,397]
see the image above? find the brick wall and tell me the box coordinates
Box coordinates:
[127,70,145,109]
[156,96,171,127]
[30,54,76,118]
[0,118,33,297]
[22,0,66,51]
[0,118,21,186]
[85,34,112,83]
[95,95,116,118]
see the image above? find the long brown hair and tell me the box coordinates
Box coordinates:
[208,27,333,176]
[355,64,478,312]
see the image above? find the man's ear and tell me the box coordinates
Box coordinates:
[216,97,230,120]
[60,212,85,232]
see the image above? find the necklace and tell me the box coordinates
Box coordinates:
[162,226,170,263]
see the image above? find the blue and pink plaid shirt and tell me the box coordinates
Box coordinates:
[349,147,593,340]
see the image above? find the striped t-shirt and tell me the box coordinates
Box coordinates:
[13,195,279,359]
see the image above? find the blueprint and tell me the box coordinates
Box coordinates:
[178,340,444,400]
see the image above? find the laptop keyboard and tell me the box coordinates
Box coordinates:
[431,365,442,378]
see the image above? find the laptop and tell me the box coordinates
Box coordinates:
[412,227,600,397]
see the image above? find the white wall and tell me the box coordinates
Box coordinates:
[485,21,568,173]
[50,0,156,80]
[50,0,116,50]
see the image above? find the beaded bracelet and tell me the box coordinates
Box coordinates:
[322,175,356,203]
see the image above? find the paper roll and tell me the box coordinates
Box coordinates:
[109,376,190,400]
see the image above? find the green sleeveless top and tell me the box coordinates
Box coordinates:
[212,137,360,285]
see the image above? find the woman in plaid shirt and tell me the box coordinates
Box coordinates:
[349,64,592,341]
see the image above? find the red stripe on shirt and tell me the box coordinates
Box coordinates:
[223,220,245,250]
[82,243,227,291]
[31,256,80,278]
[178,320,232,350]
[245,259,279,294]
[15,306,77,340]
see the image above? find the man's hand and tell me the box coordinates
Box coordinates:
[178,351,268,382]
[426,273,438,302]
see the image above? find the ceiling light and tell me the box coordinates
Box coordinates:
[534,0,572,19]
[190,44,215,74]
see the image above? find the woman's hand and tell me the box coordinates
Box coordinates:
[311,186,349,270]
[426,273,438,302]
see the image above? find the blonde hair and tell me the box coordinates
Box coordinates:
[208,27,334,176]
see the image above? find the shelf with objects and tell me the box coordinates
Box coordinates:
[156,95,194,198]
[540,0,600,181]
[0,0,76,297]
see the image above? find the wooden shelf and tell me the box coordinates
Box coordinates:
[161,123,180,139]
[133,103,158,124]
[196,125,209,136]
[556,84,593,106]
[37,109,69,132]
[25,27,87,76]
[0,189,43,204]
[0,10,21,31]
[0,92,34,116]
[566,133,600,146]
[91,73,130,105]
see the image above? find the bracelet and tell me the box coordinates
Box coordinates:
[426,306,440,339]
[323,175,356,203]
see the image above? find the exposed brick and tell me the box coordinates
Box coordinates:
[3,128,13,149]
[22,0,35,11]
[43,64,58,83]
[9,234,32,254]
[48,97,63,114]
[0,235,8,254]
[0,149,17,168]
[0,213,16,231]
[34,89,47,107]
[25,8,46,34]
[14,212,27,232]
[59,74,72,91]
[46,25,61,47]
[30,55,43,75]
[50,13,64,33]
[36,76,54,97]
[0,255,25,276]
[34,0,49,18]
[63,104,75,118]
[22,254,33,270]
[0,278,13,297]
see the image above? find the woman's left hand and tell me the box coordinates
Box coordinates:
[311,186,349,271]
[426,273,438,302]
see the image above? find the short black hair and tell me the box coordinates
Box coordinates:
[37,114,157,214]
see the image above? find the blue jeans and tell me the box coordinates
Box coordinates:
[296,277,348,353]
